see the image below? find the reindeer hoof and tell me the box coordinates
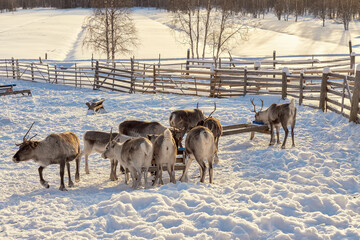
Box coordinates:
[41,180,50,188]
[68,181,74,188]
[59,186,68,191]
[281,145,286,149]
[110,176,118,181]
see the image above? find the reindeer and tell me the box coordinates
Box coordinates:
[147,128,177,186]
[179,126,216,183]
[197,103,222,163]
[102,130,153,189]
[251,99,297,149]
[169,103,207,147]
[79,130,132,182]
[118,120,182,148]
[12,122,81,191]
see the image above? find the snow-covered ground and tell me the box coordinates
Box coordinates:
[1,77,360,239]
[1,7,360,239]
[1,8,360,60]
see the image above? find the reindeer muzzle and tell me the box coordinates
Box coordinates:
[12,156,20,163]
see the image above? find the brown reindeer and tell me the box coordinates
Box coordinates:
[12,122,81,191]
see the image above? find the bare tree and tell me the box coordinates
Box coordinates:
[82,0,138,61]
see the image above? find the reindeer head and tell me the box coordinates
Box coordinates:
[13,122,39,163]
[102,128,117,159]
[250,99,265,122]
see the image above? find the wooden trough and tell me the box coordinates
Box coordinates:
[222,123,270,136]
[146,123,270,175]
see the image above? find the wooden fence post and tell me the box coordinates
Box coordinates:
[210,66,216,97]
[281,67,289,100]
[186,49,190,75]
[54,64,58,84]
[153,64,157,92]
[31,63,34,81]
[244,66,248,96]
[75,63,78,87]
[319,67,330,112]
[349,64,360,123]
[16,59,20,79]
[299,70,304,105]
[93,61,99,90]
[273,50,276,78]
[130,57,135,93]
[350,52,356,74]
[11,58,15,79]
[349,40,353,55]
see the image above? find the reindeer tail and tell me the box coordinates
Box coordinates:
[164,128,172,139]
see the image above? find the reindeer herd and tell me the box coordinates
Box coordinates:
[12,99,297,191]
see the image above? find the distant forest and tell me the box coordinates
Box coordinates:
[1,0,359,29]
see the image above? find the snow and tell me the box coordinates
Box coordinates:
[1,8,360,60]
[1,7,360,240]
[1,78,360,239]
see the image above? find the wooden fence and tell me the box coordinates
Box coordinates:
[0,55,359,122]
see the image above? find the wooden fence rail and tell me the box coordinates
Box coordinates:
[0,55,359,123]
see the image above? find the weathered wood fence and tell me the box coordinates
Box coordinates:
[1,54,359,122]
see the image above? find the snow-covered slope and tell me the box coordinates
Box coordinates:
[1,8,360,60]
[1,78,359,239]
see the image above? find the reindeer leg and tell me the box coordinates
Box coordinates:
[208,159,213,184]
[75,155,80,182]
[269,124,275,145]
[214,138,220,164]
[38,166,49,188]
[276,125,281,144]
[159,165,164,185]
[113,159,118,180]
[281,122,289,149]
[67,162,74,188]
[59,161,67,191]
[250,132,255,140]
[197,159,207,183]
[291,120,296,147]
[170,164,176,184]
[85,154,90,174]
[179,155,193,182]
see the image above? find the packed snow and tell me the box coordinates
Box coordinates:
[1,6,360,240]
[1,77,360,239]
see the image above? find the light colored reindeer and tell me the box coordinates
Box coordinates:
[179,126,216,183]
[147,128,177,186]
[102,131,153,189]
[251,99,297,149]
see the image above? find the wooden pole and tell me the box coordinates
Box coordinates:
[319,67,330,112]
[54,65,58,84]
[299,71,304,105]
[186,49,190,75]
[349,65,360,123]
[45,53,47,60]
[93,61,99,90]
[210,66,215,97]
[349,40,353,55]
[16,59,20,79]
[244,67,248,96]
[31,63,34,81]
[281,67,288,100]
[11,58,15,79]
[350,52,355,74]
[153,64,156,92]
[273,50,276,78]
[130,57,135,93]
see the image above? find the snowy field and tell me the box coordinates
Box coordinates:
[1,77,360,239]
[1,8,360,60]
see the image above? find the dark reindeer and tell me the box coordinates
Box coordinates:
[169,103,207,147]
[12,122,81,191]
[251,99,297,149]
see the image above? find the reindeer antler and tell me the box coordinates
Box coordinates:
[196,102,199,109]
[250,98,257,113]
[208,102,217,118]
[259,99,264,112]
[23,122,35,142]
